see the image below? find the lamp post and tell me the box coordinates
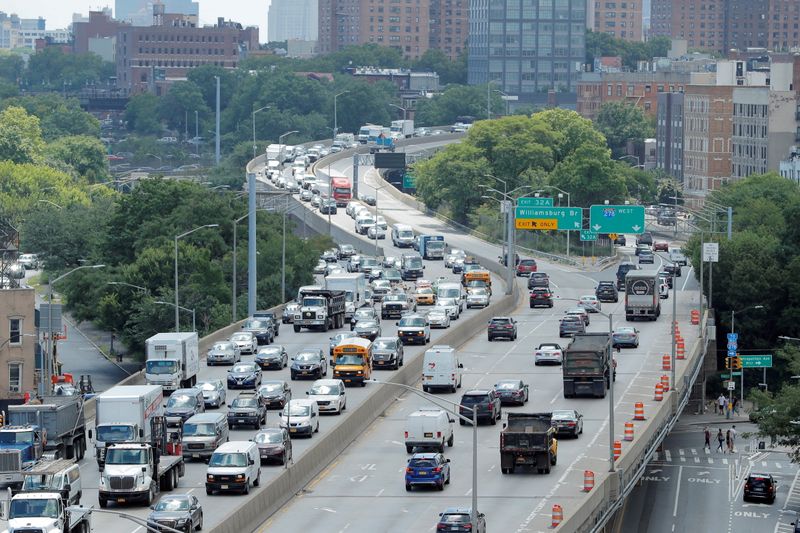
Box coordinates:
[731,304,765,413]
[174,224,218,332]
[371,183,390,257]
[263,199,304,304]
[106,281,148,293]
[389,103,408,120]
[493,89,511,115]
[232,213,249,323]
[47,264,105,393]
[333,91,349,138]
[369,379,481,531]
[252,106,270,159]
[279,130,299,147]
[155,301,196,333]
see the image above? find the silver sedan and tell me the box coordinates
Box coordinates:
[427,308,451,329]
[197,379,226,408]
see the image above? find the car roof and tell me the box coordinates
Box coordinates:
[410,452,440,459]
[213,441,256,454]
[312,379,343,386]
[463,389,491,395]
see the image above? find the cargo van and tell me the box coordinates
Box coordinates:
[404,408,455,453]
[391,224,415,248]
[205,441,260,495]
[21,459,81,505]
[422,345,462,393]
[182,412,229,461]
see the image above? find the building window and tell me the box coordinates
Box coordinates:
[8,318,21,345]
[8,362,21,392]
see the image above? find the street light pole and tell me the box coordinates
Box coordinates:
[731,304,765,413]
[155,302,196,332]
[608,312,615,473]
[175,224,219,332]
[252,106,270,159]
[232,213,248,323]
[333,91,349,139]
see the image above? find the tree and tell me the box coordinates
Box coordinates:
[125,94,162,136]
[585,30,670,70]
[595,101,653,158]
[24,48,114,90]
[158,81,211,132]
[530,108,607,163]
[45,135,109,183]
[187,65,236,111]
[0,106,44,164]
[467,116,558,180]
[0,53,24,83]
[412,49,467,85]
[414,85,503,126]
[548,144,628,207]
[0,94,100,139]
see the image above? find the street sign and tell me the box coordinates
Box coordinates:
[589,205,646,234]
[727,333,738,342]
[580,230,598,241]
[402,172,416,189]
[727,381,736,391]
[514,206,582,230]
[500,200,512,213]
[703,242,719,263]
[740,354,773,368]
[722,372,743,378]
[727,342,737,350]
[609,233,618,241]
[727,349,737,357]
[518,197,554,207]
[516,218,558,230]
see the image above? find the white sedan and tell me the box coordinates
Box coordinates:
[230,331,258,355]
[368,226,387,240]
[534,343,564,365]
[427,308,451,329]
[307,379,347,415]
[578,295,601,312]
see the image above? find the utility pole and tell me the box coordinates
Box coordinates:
[215,76,220,165]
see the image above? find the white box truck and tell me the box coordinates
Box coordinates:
[90,384,164,468]
[145,332,200,392]
[324,272,368,319]
[390,119,414,139]
[422,345,462,393]
[266,143,286,162]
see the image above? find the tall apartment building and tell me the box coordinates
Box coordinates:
[115,9,259,95]
[115,0,199,26]
[651,0,800,54]
[0,12,48,50]
[655,92,684,182]
[468,0,587,103]
[269,0,318,42]
[317,0,467,60]
[594,0,643,41]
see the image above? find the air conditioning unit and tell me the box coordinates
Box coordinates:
[9,386,20,393]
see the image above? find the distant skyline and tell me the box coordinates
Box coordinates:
[2,1,270,41]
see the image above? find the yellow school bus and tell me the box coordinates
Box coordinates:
[332,337,373,387]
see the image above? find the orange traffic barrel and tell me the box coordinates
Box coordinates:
[583,470,595,492]
[661,374,670,390]
[691,310,700,325]
[613,440,622,461]
[662,354,671,370]
[654,382,664,401]
[624,422,635,441]
[677,346,686,360]
[551,504,563,527]
[633,401,645,421]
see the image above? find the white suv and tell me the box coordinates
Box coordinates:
[307,379,347,415]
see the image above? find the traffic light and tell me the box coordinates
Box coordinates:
[733,356,742,370]
[725,357,733,370]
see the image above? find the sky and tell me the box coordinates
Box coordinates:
[3,1,270,40]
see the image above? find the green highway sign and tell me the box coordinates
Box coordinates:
[518,197,554,207]
[740,354,772,368]
[589,205,646,234]
[580,230,598,241]
[515,206,582,230]
[721,372,743,378]
[402,172,416,189]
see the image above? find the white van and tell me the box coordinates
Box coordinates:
[437,283,465,313]
[669,248,688,266]
[280,399,320,437]
[404,408,455,453]
[205,441,260,495]
[422,345,462,393]
[21,459,82,505]
[391,224,415,248]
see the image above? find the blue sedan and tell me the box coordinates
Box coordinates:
[612,327,640,348]
[405,452,451,491]
[226,362,262,389]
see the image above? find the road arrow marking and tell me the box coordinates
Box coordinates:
[697,471,710,475]
[593,224,601,231]
[632,225,641,231]
[648,469,663,474]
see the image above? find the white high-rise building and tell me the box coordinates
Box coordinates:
[268,0,317,42]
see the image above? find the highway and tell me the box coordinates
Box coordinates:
[253,147,703,531]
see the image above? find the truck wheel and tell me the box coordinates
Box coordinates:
[551,454,558,466]
[145,485,154,506]
[545,464,551,474]
[206,487,213,496]
[439,441,445,453]
[293,325,301,333]
[406,445,413,453]
[447,434,454,447]
[243,480,250,495]
[254,470,261,487]
[422,385,429,393]
[99,496,107,508]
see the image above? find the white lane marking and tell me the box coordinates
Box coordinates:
[673,465,683,517]
[337,524,351,533]
[665,450,672,461]
[681,267,694,291]
[316,507,337,513]
[376,488,384,497]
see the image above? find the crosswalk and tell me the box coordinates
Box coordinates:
[652,448,796,470]
[774,469,800,533]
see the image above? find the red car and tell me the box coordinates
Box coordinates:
[653,241,669,252]
[516,259,538,276]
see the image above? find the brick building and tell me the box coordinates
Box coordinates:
[576,71,691,120]
[593,0,643,41]
[73,10,128,61]
[0,288,37,402]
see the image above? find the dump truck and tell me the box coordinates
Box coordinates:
[562,333,614,398]
[5,395,87,462]
[293,289,347,332]
[500,413,557,475]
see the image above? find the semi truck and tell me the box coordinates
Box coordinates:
[562,333,614,398]
[98,416,184,508]
[6,396,87,462]
[293,289,347,332]
[145,332,200,392]
[499,413,557,475]
[0,426,44,490]
[390,119,414,139]
[417,235,445,260]
[358,124,384,143]
[625,270,661,321]
[332,133,356,151]
[89,385,164,469]
[324,273,368,320]
[4,491,91,533]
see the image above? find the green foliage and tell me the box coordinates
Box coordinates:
[125,94,162,136]
[0,54,24,83]
[415,85,502,127]
[158,81,211,132]
[549,144,629,207]
[0,94,100,140]
[411,49,467,85]
[750,345,800,462]
[186,65,236,111]
[45,135,109,183]
[595,101,654,158]
[585,31,671,70]
[0,106,45,164]
[24,48,114,90]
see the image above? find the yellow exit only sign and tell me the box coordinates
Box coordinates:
[516,218,558,230]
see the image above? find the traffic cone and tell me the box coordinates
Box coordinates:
[661,374,670,390]
[624,422,634,441]
[633,402,645,421]
[583,470,595,492]
[613,440,622,460]
[654,382,664,401]
[662,354,671,370]
[551,504,563,527]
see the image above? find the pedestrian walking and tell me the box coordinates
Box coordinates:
[718,394,727,415]
[704,427,711,452]
[732,398,740,416]
[716,429,725,452]
[726,429,732,453]
[730,425,737,453]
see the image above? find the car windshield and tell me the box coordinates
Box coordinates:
[146,360,177,375]
[417,288,434,294]
[409,458,437,467]
[255,431,284,444]
[551,410,575,420]
[335,355,364,365]
[491,319,511,325]
[232,364,254,373]
[470,289,488,296]
[357,320,378,328]
[441,513,471,524]
[398,230,413,238]
[232,398,258,408]
[355,309,374,319]
[208,452,247,467]
[154,498,190,511]
[496,381,519,390]
[231,333,251,342]
[429,310,446,318]
[399,317,425,327]
[615,328,636,335]
[105,448,147,465]
[439,288,460,299]
[211,343,235,354]
[405,257,423,268]
[283,404,310,417]
[385,294,405,302]
[310,384,337,395]
[461,395,487,404]
[373,340,395,350]
[295,353,319,362]
[258,348,282,356]
[260,383,284,393]
[166,394,196,408]
[183,423,216,437]
[303,297,326,307]
[9,498,60,519]
[244,319,267,329]
[94,425,134,443]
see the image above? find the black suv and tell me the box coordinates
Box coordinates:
[595,281,619,302]
[529,287,554,308]
[743,473,776,503]
[459,389,501,425]
[487,317,518,341]
[616,262,640,290]
[227,392,267,429]
[636,232,653,246]
[527,272,550,289]
[663,264,682,278]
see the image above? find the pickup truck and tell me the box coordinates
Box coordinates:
[4,491,91,533]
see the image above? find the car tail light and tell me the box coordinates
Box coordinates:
[463,524,473,530]
[437,525,448,531]
[451,373,455,380]
[745,482,751,490]
[404,431,408,438]
[500,434,505,447]
[433,466,442,473]
[506,325,513,329]
[567,422,576,426]
[406,467,413,473]
[437,431,442,438]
